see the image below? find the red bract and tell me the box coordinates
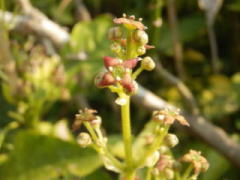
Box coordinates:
[103,56,138,69]
[103,56,120,69]
[122,58,138,69]
[120,73,134,93]
[97,72,116,87]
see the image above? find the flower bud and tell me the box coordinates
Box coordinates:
[102,156,121,173]
[77,132,92,148]
[108,26,123,41]
[164,168,174,179]
[164,134,179,148]
[137,46,146,55]
[134,30,149,45]
[95,72,116,88]
[146,151,160,167]
[110,43,122,54]
[141,56,155,71]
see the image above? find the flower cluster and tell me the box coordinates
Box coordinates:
[95,14,155,101]
[152,108,190,126]
[181,150,209,175]
[73,14,209,180]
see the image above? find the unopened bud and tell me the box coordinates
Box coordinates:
[188,175,197,180]
[108,27,123,41]
[137,46,146,55]
[134,30,149,45]
[77,132,92,147]
[159,145,169,154]
[164,134,179,148]
[146,151,160,167]
[110,43,122,53]
[152,168,159,176]
[141,56,155,71]
[164,168,174,179]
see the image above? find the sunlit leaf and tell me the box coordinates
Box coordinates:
[0,130,102,180]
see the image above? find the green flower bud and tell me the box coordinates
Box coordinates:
[137,46,146,55]
[108,26,123,41]
[141,56,155,71]
[146,151,160,167]
[164,168,174,179]
[134,30,149,45]
[164,134,179,148]
[110,43,122,54]
[77,132,92,148]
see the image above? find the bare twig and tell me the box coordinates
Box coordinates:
[1,0,70,47]
[75,0,91,22]
[166,0,185,80]
[133,86,240,168]
[207,21,220,73]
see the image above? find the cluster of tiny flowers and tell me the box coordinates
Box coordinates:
[152,108,190,126]
[73,14,209,180]
[95,14,155,103]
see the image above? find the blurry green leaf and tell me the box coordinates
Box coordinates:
[83,168,113,180]
[159,15,205,55]
[202,149,230,180]
[133,121,157,162]
[70,14,112,53]
[0,130,102,180]
[200,75,239,119]
[228,0,240,12]
[108,135,124,159]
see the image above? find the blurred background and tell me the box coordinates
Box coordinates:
[0,0,240,179]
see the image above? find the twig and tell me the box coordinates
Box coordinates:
[166,0,185,80]
[75,0,91,21]
[133,86,240,168]
[206,20,220,74]
[0,0,69,47]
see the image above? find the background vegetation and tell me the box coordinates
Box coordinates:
[0,0,240,179]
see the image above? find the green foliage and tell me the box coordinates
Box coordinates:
[0,126,102,180]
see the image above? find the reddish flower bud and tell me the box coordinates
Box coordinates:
[120,73,135,93]
[103,56,121,69]
[122,58,139,69]
[95,72,116,87]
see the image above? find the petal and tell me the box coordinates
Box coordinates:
[120,73,135,93]
[113,18,146,30]
[96,72,116,87]
[122,58,139,69]
[103,56,120,69]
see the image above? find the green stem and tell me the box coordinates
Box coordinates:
[124,171,135,180]
[146,167,153,180]
[84,122,123,170]
[181,165,193,180]
[121,95,133,166]
[136,127,168,168]
[132,67,143,80]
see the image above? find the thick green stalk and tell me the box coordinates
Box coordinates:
[121,95,133,167]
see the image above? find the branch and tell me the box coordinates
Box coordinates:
[0,0,69,47]
[133,86,240,168]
